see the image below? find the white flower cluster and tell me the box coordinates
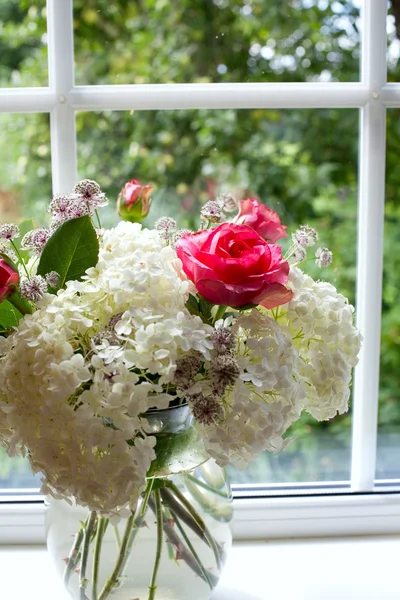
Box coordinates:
[200,310,304,468]
[285,267,362,420]
[0,222,213,515]
[195,274,361,469]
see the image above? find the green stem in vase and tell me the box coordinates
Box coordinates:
[148,489,163,600]
[141,477,154,516]
[185,473,229,499]
[165,480,222,571]
[147,496,219,588]
[92,516,108,600]
[113,524,121,548]
[79,510,97,600]
[63,519,86,587]
[97,509,146,600]
[169,508,213,591]
[160,487,226,564]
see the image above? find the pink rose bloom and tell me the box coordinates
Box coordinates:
[231,198,287,242]
[175,223,293,309]
[0,259,19,300]
[117,179,153,222]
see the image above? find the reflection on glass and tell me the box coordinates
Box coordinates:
[376,110,400,481]
[74,0,360,85]
[77,107,359,483]
[0,1,48,88]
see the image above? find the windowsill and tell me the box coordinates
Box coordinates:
[2,536,399,599]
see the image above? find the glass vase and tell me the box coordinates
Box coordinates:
[45,404,233,600]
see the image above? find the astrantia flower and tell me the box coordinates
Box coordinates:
[155,217,176,241]
[0,223,20,240]
[292,225,319,247]
[290,245,307,264]
[208,355,240,397]
[45,271,61,289]
[73,179,108,210]
[21,228,52,255]
[315,247,333,268]
[189,393,223,425]
[200,201,223,223]
[20,275,48,302]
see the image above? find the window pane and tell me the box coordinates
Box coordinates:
[0,112,51,491]
[77,107,358,485]
[376,109,400,481]
[388,2,400,80]
[0,1,48,88]
[74,0,360,85]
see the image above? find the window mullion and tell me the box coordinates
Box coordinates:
[68,82,369,111]
[46,0,77,194]
[351,0,388,492]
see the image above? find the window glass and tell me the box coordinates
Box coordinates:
[0,112,51,491]
[0,1,47,88]
[77,107,358,484]
[376,109,400,481]
[73,0,361,85]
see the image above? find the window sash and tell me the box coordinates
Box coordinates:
[0,0,395,502]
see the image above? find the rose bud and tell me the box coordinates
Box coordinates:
[117,179,153,222]
[0,258,19,301]
[231,198,287,242]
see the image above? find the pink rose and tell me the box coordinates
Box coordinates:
[175,222,293,309]
[231,198,287,242]
[117,179,153,222]
[0,259,19,300]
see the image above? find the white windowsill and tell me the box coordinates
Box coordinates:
[2,536,400,600]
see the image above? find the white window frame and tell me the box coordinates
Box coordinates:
[1,0,400,543]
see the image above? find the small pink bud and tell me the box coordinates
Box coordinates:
[117,179,153,222]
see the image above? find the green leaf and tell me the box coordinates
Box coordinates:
[37,216,99,287]
[15,218,36,261]
[185,293,200,317]
[0,300,23,330]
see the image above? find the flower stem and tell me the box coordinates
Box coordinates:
[79,510,97,600]
[141,477,154,516]
[185,473,229,499]
[169,509,213,590]
[148,489,163,600]
[113,525,121,548]
[147,496,219,588]
[213,304,227,324]
[92,516,108,600]
[10,240,30,278]
[97,510,145,600]
[63,519,86,587]
[165,480,222,571]
[160,487,225,563]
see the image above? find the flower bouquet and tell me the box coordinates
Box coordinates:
[0,179,361,599]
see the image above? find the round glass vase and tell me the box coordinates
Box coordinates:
[45,404,233,600]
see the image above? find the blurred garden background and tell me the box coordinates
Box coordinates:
[0,0,399,489]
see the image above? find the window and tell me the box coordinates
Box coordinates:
[1,0,400,540]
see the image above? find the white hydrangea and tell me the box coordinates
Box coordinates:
[285,267,362,420]
[0,222,213,514]
[200,310,304,468]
